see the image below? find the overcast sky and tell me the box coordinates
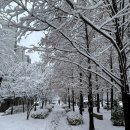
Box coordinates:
[19,32,44,63]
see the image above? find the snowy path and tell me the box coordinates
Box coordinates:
[0,104,124,130]
[45,105,72,130]
[0,105,72,130]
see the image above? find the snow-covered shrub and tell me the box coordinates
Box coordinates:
[4,105,27,115]
[44,105,53,112]
[62,104,71,112]
[67,111,83,125]
[62,104,69,109]
[31,109,49,119]
[111,100,124,126]
[65,107,72,113]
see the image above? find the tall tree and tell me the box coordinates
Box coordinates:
[2,0,130,130]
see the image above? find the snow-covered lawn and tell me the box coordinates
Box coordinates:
[0,105,124,130]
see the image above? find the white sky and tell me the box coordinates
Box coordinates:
[19,32,44,63]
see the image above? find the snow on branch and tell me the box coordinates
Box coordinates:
[99,3,130,29]
[52,57,121,90]
[76,1,104,10]
[41,18,122,85]
[79,13,121,55]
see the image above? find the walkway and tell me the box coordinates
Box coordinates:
[0,104,71,130]
[45,105,72,130]
[0,104,124,130]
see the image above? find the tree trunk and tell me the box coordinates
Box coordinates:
[101,89,103,107]
[107,89,109,111]
[34,104,37,111]
[11,100,13,115]
[41,100,44,109]
[85,23,95,130]
[79,72,83,115]
[87,71,95,130]
[75,99,76,106]
[97,93,100,113]
[111,86,113,110]
[27,104,34,120]
[68,88,71,108]
[72,89,75,111]
[110,47,114,113]
[88,92,95,130]
[27,100,30,111]
[79,91,83,115]
[22,100,25,113]
[122,92,130,130]
[96,67,100,113]
[65,89,67,104]
[11,92,15,115]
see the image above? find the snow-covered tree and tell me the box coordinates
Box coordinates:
[1,0,130,130]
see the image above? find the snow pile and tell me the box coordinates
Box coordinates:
[4,105,27,115]
[44,105,54,112]
[65,107,72,113]
[31,109,49,119]
[62,104,72,112]
[67,111,83,125]
[62,104,69,109]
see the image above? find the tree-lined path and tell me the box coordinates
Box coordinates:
[0,0,130,130]
[0,103,124,130]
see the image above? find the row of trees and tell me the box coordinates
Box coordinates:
[0,0,130,130]
[1,62,54,104]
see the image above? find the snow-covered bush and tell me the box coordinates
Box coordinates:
[44,105,53,112]
[62,104,72,112]
[4,105,27,115]
[65,107,72,113]
[111,100,124,126]
[31,109,49,119]
[62,104,69,109]
[67,111,83,125]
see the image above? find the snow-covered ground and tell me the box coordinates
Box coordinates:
[0,104,124,130]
